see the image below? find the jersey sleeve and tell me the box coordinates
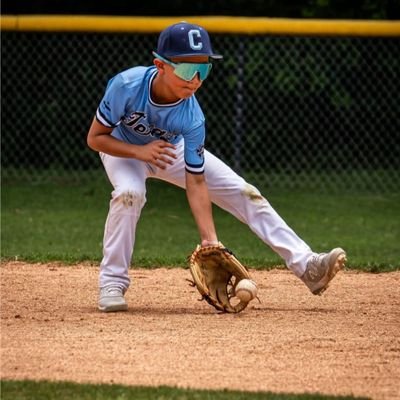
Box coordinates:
[184,123,205,174]
[96,75,129,128]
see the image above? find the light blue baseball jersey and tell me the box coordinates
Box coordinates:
[96,66,205,174]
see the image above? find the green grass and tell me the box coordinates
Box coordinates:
[0,380,369,400]
[1,177,399,271]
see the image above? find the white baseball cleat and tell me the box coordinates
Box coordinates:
[301,248,347,295]
[98,285,128,312]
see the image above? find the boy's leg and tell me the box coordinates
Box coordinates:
[201,151,346,293]
[98,153,148,311]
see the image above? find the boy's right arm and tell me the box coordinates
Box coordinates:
[185,171,218,246]
[86,117,176,169]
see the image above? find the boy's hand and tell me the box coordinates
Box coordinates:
[139,140,177,169]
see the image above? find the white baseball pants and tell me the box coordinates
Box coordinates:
[99,140,315,290]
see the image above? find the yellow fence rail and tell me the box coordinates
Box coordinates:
[1,15,400,36]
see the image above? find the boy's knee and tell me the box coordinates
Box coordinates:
[241,183,265,203]
[113,189,146,209]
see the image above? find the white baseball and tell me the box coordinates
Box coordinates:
[235,279,258,302]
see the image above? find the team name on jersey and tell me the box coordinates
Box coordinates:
[123,111,178,141]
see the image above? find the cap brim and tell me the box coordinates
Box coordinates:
[160,51,223,60]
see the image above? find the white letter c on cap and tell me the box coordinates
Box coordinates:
[188,29,203,50]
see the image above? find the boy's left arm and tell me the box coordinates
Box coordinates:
[185,171,218,247]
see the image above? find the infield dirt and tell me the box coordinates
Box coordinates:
[1,262,399,399]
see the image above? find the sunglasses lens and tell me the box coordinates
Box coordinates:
[174,63,212,81]
[153,53,213,81]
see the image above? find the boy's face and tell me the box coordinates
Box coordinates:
[154,55,210,100]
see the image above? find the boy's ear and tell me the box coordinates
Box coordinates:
[154,58,164,73]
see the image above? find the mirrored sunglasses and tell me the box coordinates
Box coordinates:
[153,52,212,82]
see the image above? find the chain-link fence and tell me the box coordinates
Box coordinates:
[2,28,399,192]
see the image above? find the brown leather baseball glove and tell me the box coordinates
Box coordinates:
[188,242,255,313]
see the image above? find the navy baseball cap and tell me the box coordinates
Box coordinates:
[156,22,223,60]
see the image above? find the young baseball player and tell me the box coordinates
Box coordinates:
[87,21,347,312]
